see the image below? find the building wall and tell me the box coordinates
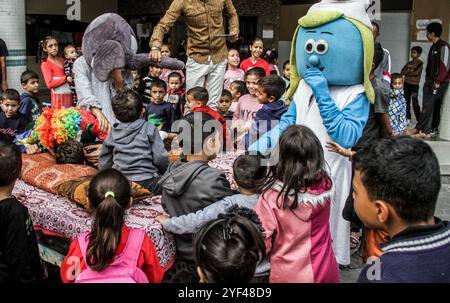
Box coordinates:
[118,0,281,49]
[26,0,118,22]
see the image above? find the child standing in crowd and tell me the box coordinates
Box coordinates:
[356,137,450,283]
[282,60,291,90]
[255,125,340,283]
[186,87,227,143]
[193,210,266,283]
[232,67,265,149]
[63,44,79,105]
[157,154,269,282]
[142,63,163,104]
[244,75,288,150]
[157,153,265,234]
[0,89,27,142]
[146,79,176,133]
[216,89,234,120]
[19,70,41,130]
[159,44,185,85]
[39,36,72,108]
[0,141,46,282]
[264,49,280,76]
[164,72,185,120]
[240,38,270,76]
[228,80,247,114]
[160,112,235,282]
[224,49,245,90]
[389,73,407,135]
[60,168,164,283]
[401,46,423,123]
[99,89,169,194]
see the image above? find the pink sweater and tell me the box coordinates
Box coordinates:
[224,68,245,90]
[255,178,340,283]
[231,94,262,148]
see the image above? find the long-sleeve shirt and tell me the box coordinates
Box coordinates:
[426,39,450,85]
[41,58,73,108]
[150,0,239,64]
[60,226,164,283]
[162,194,258,234]
[401,58,423,86]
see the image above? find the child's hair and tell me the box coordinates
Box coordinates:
[373,42,384,70]
[86,168,131,271]
[264,49,278,64]
[411,46,422,55]
[1,89,20,102]
[150,79,167,92]
[245,67,266,80]
[391,73,403,86]
[250,37,263,46]
[63,44,76,56]
[426,22,442,37]
[0,140,22,187]
[111,89,143,123]
[186,87,209,105]
[283,60,290,70]
[233,153,267,192]
[168,72,183,83]
[258,75,286,100]
[262,125,331,210]
[179,112,218,155]
[354,136,441,224]
[21,70,39,85]
[193,207,266,283]
[231,80,248,96]
[55,140,84,164]
[38,36,58,62]
[221,89,232,100]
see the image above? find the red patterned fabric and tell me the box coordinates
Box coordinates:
[20,153,97,194]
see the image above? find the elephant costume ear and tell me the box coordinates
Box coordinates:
[92,40,126,82]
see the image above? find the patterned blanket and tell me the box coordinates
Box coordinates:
[12,151,242,270]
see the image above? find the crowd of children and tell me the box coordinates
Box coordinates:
[0,18,449,284]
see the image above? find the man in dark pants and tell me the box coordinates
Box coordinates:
[0,38,8,95]
[410,22,450,137]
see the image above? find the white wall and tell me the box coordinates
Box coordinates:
[377,12,411,75]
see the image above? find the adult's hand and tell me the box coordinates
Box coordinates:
[91,107,111,133]
[84,144,102,168]
[228,31,239,43]
[149,49,162,63]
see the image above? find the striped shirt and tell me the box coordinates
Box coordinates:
[150,0,239,64]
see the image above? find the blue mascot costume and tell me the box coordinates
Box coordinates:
[251,0,374,266]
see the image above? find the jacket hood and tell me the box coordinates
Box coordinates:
[160,160,210,196]
[111,119,146,145]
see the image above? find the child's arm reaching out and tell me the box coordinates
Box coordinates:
[156,196,237,234]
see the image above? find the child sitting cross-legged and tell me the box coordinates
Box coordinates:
[355,136,450,283]
[99,89,169,195]
[159,112,235,282]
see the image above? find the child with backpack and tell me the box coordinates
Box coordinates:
[60,168,164,283]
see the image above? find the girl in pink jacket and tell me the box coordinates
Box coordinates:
[255,125,340,283]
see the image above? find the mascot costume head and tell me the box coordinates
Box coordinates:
[82,13,184,82]
[286,0,374,103]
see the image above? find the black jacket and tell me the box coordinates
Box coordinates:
[160,159,235,263]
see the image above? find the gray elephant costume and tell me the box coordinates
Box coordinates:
[75,13,184,124]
